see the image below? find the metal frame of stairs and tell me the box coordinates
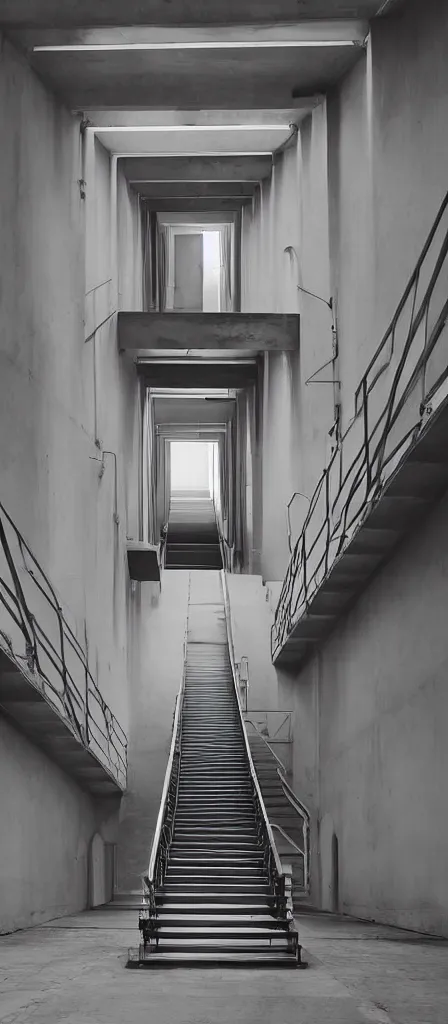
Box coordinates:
[129,572,305,968]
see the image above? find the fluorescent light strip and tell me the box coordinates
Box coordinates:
[114,152,273,157]
[34,40,357,52]
[91,124,289,133]
[129,180,259,183]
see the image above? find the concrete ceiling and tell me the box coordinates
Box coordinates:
[134,183,256,199]
[138,361,259,389]
[120,156,273,183]
[154,397,236,425]
[0,1,395,28]
[25,45,365,109]
[139,199,249,212]
[94,126,294,156]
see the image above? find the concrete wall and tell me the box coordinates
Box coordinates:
[0,39,143,929]
[226,574,278,712]
[241,123,335,582]
[174,233,203,311]
[279,490,448,936]
[327,0,448,428]
[0,716,94,934]
[0,716,120,934]
[117,571,190,891]
[271,0,448,935]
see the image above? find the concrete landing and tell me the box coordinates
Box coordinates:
[1,908,447,1023]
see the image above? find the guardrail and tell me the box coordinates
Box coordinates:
[0,501,127,788]
[273,188,448,660]
[140,632,187,940]
[244,709,292,744]
[220,570,292,925]
[244,715,310,893]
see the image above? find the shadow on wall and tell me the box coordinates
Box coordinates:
[320,813,339,913]
[89,832,115,908]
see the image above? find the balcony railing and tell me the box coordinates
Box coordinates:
[0,501,127,789]
[273,189,448,662]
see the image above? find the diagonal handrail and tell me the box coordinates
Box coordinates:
[142,628,188,922]
[244,717,288,774]
[220,570,285,896]
[245,714,311,893]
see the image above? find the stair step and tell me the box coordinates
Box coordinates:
[150,928,289,938]
[152,917,284,933]
[129,951,298,967]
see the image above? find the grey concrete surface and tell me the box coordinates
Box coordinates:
[142,198,251,213]
[119,312,300,352]
[0,908,447,1024]
[27,46,363,110]
[121,155,273,184]
[138,182,257,199]
[117,572,191,892]
[0,1,384,28]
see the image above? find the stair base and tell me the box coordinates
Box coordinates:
[127,946,307,968]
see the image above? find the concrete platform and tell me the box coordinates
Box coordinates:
[1,907,447,1023]
[119,312,300,353]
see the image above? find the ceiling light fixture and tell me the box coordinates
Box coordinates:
[89,125,290,133]
[34,40,359,52]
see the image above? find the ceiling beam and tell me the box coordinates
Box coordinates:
[120,155,272,182]
[81,108,314,129]
[119,313,300,352]
[27,46,362,109]
[15,21,369,46]
[135,181,257,199]
[138,362,259,388]
[1,6,379,28]
[139,197,250,212]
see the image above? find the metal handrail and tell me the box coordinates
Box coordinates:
[276,773,310,895]
[271,823,305,858]
[0,500,127,787]
[273,187,448,661]
[244,715,311,892]
[142,634,187,923]
[220,570,285,894]
[244,718,288,775]
[147,694,182,885]
[278,771,311,822]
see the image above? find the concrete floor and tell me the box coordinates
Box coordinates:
[0,908,447,1024]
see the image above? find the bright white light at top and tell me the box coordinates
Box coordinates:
[33,40,359,52]
[88,125,291,133]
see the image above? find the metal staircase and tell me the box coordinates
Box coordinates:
[247,729,310,902]
[165,491,223,570]
[132,572,304,967]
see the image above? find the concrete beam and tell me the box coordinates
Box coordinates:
[139,197,251,212]
[119,313,300,352]
[138,362,259,388]
[154,397,236,424]
[1,3,381,28]
[121,155,272,183]
[81,108,314,129]
[135,182,256,199]
[28,46,362,109]
[14,22,370,45]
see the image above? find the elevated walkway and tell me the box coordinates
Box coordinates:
[273,188,448,666]
[0,503,127,796]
